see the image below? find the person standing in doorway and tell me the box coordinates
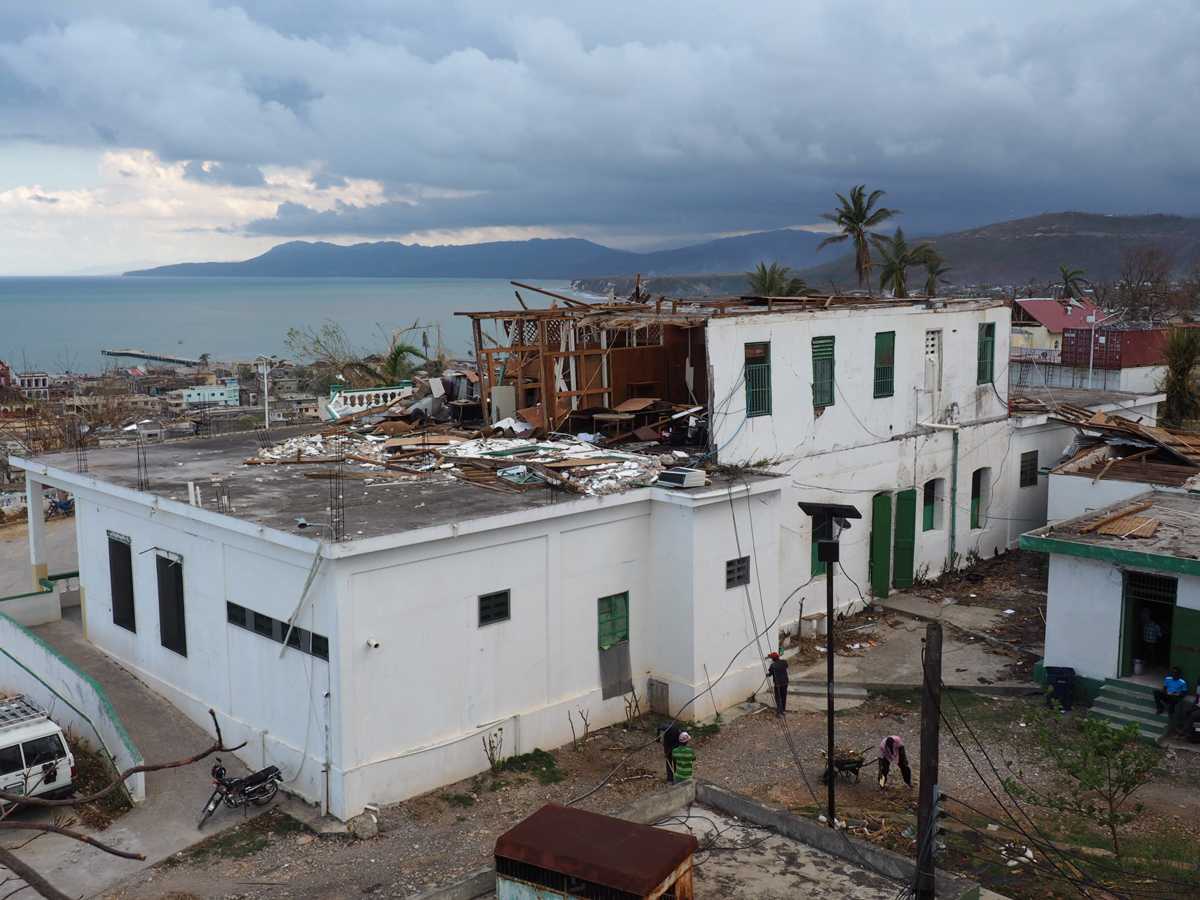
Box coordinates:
[1141,609,1164,667]
[660,721,682,783]
[670,732,695,782]
[878,735,912,789]
[767,652,790,717]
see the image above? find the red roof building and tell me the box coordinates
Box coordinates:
[1013,299,1100,334]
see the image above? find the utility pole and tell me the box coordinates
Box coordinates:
[916,621,943,900]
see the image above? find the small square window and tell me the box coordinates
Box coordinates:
[226,603,247,627]
[725,556,750,589]
[1019,450,1039,488]
[479,590,511,627]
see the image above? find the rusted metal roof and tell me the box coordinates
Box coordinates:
[494,804,698,896]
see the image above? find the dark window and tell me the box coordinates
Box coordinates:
[108,534,135,633]
[156,555,187,657]
[977,322,996,384]
[254,612,276,639]
[0,744,23,777]
[970,468,990,529]
[725,556,750,589]
[1019,450,1039,488]
[598,592,630,650]
[812,336,835,408]
[310,633,329,661]
[923,480,937,531]
[22,735,66,767]
[227,603,329,661]
[811,511,833,577]
[873,331,895,398]
[744,343,771,417]
[478,590,511,627]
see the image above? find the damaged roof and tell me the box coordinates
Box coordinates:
[1022,491,1200,574]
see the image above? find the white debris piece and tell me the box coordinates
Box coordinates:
[442,437,662,495]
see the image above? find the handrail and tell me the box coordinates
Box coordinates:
[0,570,77,605]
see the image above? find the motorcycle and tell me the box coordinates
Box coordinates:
[197,758,282,828]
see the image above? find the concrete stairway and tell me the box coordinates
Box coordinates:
[1090,679,1168,741]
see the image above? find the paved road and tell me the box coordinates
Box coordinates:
[0,518,78,596]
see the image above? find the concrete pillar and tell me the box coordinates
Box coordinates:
[26,477,48,589]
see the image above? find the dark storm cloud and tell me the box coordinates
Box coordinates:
[182,159,267,187]
[1,2,1198,243]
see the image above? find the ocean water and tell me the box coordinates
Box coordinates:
[2,276,576,372]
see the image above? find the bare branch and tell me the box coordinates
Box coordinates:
[0,709,243,810]
[0,822,142,861]
[0,848,71,900]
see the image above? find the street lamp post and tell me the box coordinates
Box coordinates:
[255,355,283,429]
[798,501,862,829]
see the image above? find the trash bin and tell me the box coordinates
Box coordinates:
[1133,658,1145,676]
[1044,666,1076,711]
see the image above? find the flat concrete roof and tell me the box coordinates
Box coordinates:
[657,808,901,899]
[22,427,778,547]
[1022,491,1200,575]
[1010,385,1163,412]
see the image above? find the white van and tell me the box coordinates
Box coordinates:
[0,696,76,805]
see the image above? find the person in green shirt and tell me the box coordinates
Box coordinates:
[670,732,695,782]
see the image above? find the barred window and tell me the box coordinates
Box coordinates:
[873,331,895,398]
[1019,450,1039,488]
[725,556,750,589]
[744,342,771,417]
[478,590,511,627]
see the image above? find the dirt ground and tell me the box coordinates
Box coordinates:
[104,687,1200,900]
[97,549,1200,899]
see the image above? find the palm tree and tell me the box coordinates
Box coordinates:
[349,341,427,386]
[922,252,951,297]
[873,228,933,299]
[818,185,899,292]
[1158,327,1200,427]
[746,261,808,296]
[1058,265,1088,301]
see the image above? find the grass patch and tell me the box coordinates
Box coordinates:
[495,748,565,785]
[66,734,132,830]
[687,720,721,739]
[442,792,475,808]
[165,809,307,868]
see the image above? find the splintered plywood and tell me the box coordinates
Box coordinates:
[1096,515,1159,538]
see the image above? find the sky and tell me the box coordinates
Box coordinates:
[0,1,1197,275]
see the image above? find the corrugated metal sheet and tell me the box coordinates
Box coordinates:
[494,804,697,897]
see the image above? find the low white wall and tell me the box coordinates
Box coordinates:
[0,589,62,627]
[1047,473,1158,524]
[0,613,145,802]
[1043,556,1122,681]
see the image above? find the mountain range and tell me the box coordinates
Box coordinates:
[127,212,1200,291]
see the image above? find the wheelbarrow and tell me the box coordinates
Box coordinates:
[819,746,871,784]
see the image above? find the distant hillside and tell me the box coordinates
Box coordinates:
[798,212,1200,289]
[125,228,829,279]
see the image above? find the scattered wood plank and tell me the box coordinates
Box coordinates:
[1079,500,1153,534]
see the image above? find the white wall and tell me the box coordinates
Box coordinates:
[1044,554,1200,681]
[331,482,782,816]
[0,612,146,802]
[69,487,334,811]
[1046,474,1164,524]
[706,301,1010,465]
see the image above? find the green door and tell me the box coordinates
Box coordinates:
[893,489,917,589]
[1170,606,1200,687]
[869,493,892,598]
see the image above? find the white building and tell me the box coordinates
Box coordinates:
[1022,492,1200,703]
[15,433,785,820]
[16,372,49,402]
[15,292,1122,820]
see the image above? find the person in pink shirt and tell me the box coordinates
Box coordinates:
[878,735,912,788]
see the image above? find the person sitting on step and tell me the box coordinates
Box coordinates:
[1154,667,1188,717]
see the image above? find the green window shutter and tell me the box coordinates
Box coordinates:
[598,592,629,650]
[976,323,995,384]
[744,342,771,417]
[922,480,936,531]
[812,336,835,408]
[811,512,832,577]
[1019,450,1038,487]
[873,331,895,398]
[893,489,917,589]
[970,469,983,529]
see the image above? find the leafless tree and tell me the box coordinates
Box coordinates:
[1117,244,1176,322]
[0,709,244,900]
